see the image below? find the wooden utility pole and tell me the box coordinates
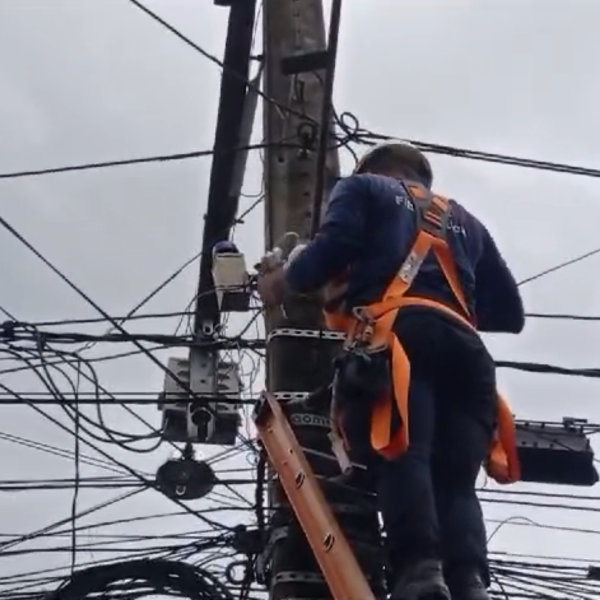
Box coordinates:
[261,1,385,600]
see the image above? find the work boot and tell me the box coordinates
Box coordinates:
[390,559,451,600]
[446,571,490,600]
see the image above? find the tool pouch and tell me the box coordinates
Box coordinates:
[333,345,392,459]
[334,345,391,401]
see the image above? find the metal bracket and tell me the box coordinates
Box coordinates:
[273,571,327,586]
[281,50,330,75]
[272,391,311,404]
[267,327,345,344]
[271,501,375,516]
[189,349,218,441]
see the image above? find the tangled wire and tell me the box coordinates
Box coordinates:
[47,559,236,600]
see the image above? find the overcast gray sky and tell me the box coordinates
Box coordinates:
[0,0,599,594]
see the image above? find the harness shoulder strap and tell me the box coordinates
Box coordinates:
[396,182,471,320]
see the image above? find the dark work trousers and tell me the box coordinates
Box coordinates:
[374,307,497,585]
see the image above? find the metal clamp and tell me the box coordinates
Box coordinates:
[273,571,327,586]
[267,327,345,344]
[272,391,311,404]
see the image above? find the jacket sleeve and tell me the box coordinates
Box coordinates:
[474,224,525,333]
[284,175,368,294]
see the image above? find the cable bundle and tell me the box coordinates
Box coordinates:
[47,559,236,600]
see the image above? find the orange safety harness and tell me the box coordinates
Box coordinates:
[323,181,521,485]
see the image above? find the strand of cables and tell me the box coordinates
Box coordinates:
[0,320,259,350]
[332,109,600,178]
[3,111,598,183]
[5,320,600,390]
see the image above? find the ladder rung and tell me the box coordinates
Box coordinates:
[254,392,375,600]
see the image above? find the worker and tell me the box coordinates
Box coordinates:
[257,140,525,600]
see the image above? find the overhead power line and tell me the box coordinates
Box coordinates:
[362,130,600,179]
[525,312,600,322]
[518,245,600,286]
[4,135,600,184]
[0,143,282,180]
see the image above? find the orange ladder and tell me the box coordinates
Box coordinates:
[253,391,375,600]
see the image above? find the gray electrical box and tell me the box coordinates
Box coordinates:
[159,355,242,446]
[212,251,251,313]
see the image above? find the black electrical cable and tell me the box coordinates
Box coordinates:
[495,359,600,379]
[0,144,277,181]
[0,377,231,532]
[0,213,221,423]
[125,0,314,126]
[0,341,166,374]
[0,430,136,476]
[11,342,162,452]
[74,192,264,355]
[0,488,147,554]
[359,128,600,179]
[0,343,173,443]
[0,396,255,406]
[0,303,172,452]
[70,361,81,574]
[0,541,217,594]
[0,324,257,349]
[0,510,230,565]
[525,312,600,322]
[517,245,600,286]
[47,558,236,600]
[0,344,145,451]
[19,310,195,329]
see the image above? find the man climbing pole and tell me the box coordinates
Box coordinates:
[257,140,525,600]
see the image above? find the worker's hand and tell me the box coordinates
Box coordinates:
[257,265,288,307]
[259,251,283,274]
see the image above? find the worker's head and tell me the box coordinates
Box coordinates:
[353,140,433,188]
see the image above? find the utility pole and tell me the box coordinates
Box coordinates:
[261,1,385,600]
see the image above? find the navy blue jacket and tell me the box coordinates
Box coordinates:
[285,173,524,333]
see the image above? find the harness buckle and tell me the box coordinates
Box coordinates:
[349,306,374,345]
[404,182,451,238]
[351,306,374,323]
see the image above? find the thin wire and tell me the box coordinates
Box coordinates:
[76,191,264,354]
[125,0,309,123]
[361,129,600,179]
[70,359,81,574]
[0,380,233,533]
[0,212,220,420]
[0,144,276,180]
[518,245,600,286]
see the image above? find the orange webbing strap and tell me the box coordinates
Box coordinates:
[402,183,471,320]
[370,330,410,456]
[486,391,521,483]
[366,295,468,459]
[367,295,522,484]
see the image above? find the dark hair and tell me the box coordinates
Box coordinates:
[359,147,426,184]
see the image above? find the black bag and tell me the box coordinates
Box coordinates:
[333,345,392,460]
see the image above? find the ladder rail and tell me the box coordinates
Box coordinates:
[254,392,375,600]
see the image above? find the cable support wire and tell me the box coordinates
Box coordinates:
[0,142,289,180]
